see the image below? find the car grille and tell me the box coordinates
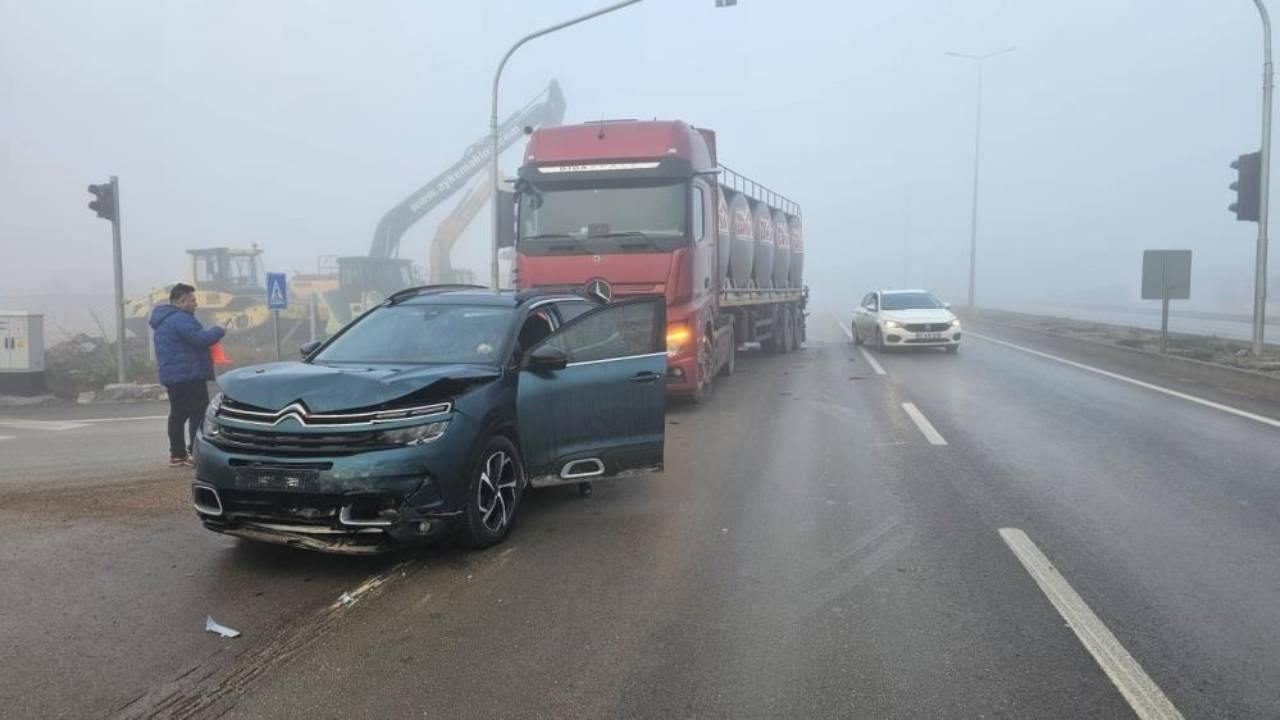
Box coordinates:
[903,322,952,332]
[905,337,953,344]
[210,425,389,456]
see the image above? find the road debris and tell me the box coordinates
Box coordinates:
[204,616,241,638]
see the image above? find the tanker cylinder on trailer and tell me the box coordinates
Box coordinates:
[751,201,775,288]
[727,191,754,289]
[788,215,804,288]
[716,188,732,289]
[772,210,791,289]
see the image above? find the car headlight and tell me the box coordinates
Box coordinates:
[883,320,901,329]
[950,319,961,328]
[377,420,450,446]
[201,415,222,439]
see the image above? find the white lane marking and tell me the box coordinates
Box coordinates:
[859,347,887,376]
[901,402,947,445]
[969,331,1280,430]
[0,435,13,441]
[830,310,887,375]
[833,310,854,340]
[999,528,1184,720]
[0,419,90,432]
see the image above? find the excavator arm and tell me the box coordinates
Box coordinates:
[368,80,565,259]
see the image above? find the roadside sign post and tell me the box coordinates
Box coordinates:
[266,273,288,362]
[1141,250,1192,353]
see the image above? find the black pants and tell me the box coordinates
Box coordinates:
[166,380,210,458]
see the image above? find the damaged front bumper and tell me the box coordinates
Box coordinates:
[193,482,461,554]
[191,427,473,555]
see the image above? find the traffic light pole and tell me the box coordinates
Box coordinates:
[109,176,126,384]
[1253,0,1273,356]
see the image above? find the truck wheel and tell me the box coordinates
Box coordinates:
[720,326,736,377]
[786,308,800,352]
[691,332,715,404]
[458,435,525,548]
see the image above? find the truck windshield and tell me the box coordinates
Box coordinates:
[312,304,512,365]
[518,182,686,254]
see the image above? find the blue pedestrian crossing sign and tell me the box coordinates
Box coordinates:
[266,272,288,310]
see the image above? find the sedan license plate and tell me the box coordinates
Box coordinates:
[918,332,943,340]
[234,467,320,492]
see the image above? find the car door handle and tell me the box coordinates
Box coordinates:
[629,371,663,384]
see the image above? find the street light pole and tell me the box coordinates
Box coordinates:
[946,47,1016,311]
[490,0,645,290]
[1251,0,1273,356]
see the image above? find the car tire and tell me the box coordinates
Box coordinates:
[458,434,525,549]
[875,328,886,352]
[946,344,959,354]
[853,322,862,345]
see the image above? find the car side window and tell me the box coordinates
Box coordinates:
[553,301,595,325]
[869,294,879,311]
[535,298,664,364]
[515,311,555,356]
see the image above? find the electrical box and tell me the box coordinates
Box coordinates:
[0,312,46,395]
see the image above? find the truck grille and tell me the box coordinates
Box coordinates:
[903,322,952,332]
[210,425,389,456]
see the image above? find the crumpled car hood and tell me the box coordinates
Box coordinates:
[217,361,500,412]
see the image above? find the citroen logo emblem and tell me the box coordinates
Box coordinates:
[586,279,612,303]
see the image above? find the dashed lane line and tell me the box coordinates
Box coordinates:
[830,310,887,375]
[901,402,947,445]
[999,528,1184,720]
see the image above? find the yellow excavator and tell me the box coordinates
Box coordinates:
[319,80,566,332]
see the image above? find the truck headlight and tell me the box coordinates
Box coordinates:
[377,421,450,446]
[666,322,691,358]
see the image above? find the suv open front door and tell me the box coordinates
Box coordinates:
[517,297,667,486]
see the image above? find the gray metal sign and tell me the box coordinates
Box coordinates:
[1141,250,1191,300]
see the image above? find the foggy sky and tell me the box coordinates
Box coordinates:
[2,0,1276,318]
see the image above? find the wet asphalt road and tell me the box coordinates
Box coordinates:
[2,313,1280,719]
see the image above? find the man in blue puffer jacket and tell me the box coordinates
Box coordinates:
[149,283,227,466]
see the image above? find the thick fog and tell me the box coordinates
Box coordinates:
[2,0,1276,334]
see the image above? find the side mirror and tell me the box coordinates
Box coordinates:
[300,340,322,359]
[525,344,568,372]
[943,302,952,310]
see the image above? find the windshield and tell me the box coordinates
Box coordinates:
[312,304,512,365]
[518,182,686,254]
[880,292,945,311]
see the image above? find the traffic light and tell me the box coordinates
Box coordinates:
[1229,151,1261,222]
[88,181,116,221]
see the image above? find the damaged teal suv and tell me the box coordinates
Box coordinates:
[192,287,667,553]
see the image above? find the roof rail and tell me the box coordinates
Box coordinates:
[387,284,489,303]
[718,164,802,217]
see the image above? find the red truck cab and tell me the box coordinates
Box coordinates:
[514,120,721,398]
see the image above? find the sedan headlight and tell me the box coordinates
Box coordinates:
[950,319,961,328]
[377,420,450,446]
[883,320,901,329]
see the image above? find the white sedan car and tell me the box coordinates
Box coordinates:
[852,289,961,352]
